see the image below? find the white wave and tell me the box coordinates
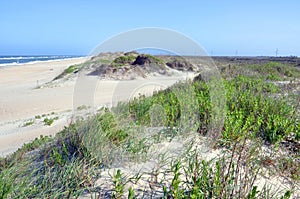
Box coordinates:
[0,56,73,60]
[21,57,85,65]
[0,62,20,67]
[0,57,86,68]
[0,57,24,60]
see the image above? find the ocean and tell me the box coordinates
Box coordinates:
[0,55,83,66]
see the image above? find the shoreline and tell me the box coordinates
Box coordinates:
[0,56,87,68]
[0,57,88,157]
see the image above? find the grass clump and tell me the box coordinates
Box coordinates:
[23,120,34,127]
[111,169,126,198]
[144,54,165,64]
[65,64,80,74]
[43,117,54,126]
[76,105,89,111]
[53,64,81,80]
[43,116,59,126]
[111,55,136,67]
[53,59,102,80]
[96,110,128,145]
[0,125,101,198]
[0,135,52,169]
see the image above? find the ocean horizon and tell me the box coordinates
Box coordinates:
[0,55,84,67]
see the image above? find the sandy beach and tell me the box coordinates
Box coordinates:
[0,58,86,156]
[0,58,192,156]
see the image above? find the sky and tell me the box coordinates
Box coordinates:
[0,0,299,56]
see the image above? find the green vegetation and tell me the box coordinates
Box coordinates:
[43,116,59,126]
[76,105,89,110]
[23,113,59,127]
[53,64,81,80]
[0,135,52,169]
[43,118,53,126]
[110,54,164,67]
[23,120,34,127]
[221,61,300,81]
[249,62,300,79]
[111,169,126,198]
[0,60,299,198]
[145,54,165,64]
[111,55,136,67]
[128,76,298,144]
[53,58,108,80]
[223,76,297,144]
[65,64,80,74]
[99,59,111,64]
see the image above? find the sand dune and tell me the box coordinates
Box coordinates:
[0,58,193,156]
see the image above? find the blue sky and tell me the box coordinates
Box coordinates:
[0,0,299,56]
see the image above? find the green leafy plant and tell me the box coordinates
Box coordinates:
[168,161,184,198]
[23,120,34,127]
[43,116,59,126]
[112,169,125,199]
[43,117,54,126]
[127,187,136,199]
